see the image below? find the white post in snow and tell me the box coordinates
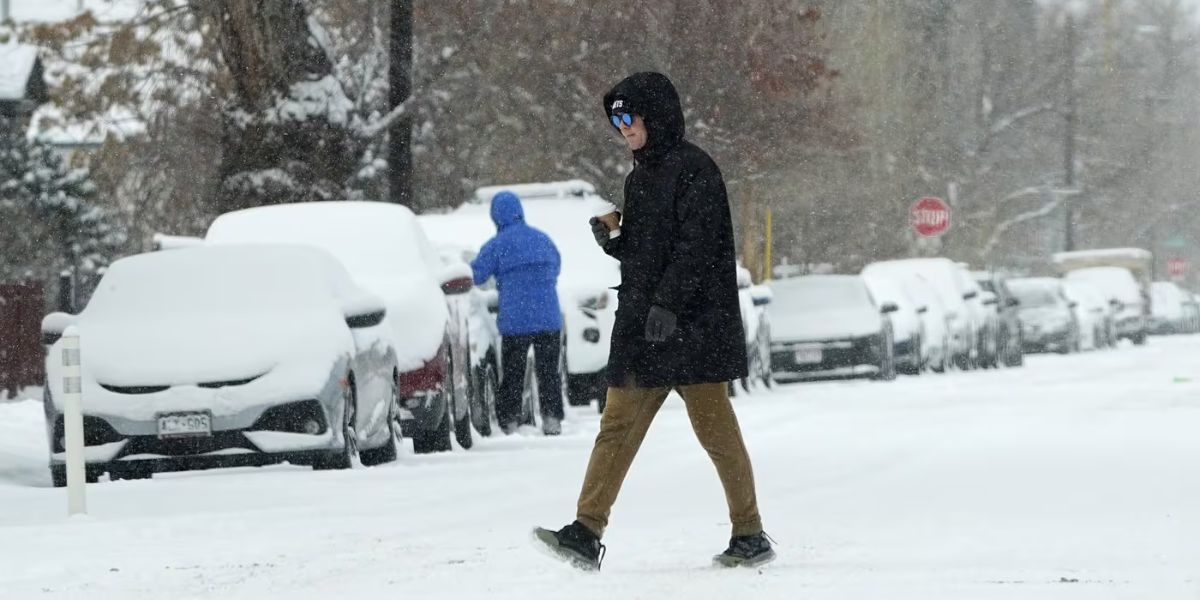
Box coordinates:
[61,327,87,516]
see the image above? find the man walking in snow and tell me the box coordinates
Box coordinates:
[533,72,773,569]
[471,191,566,436]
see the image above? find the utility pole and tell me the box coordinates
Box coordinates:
[1063,13,1078,252]
[388,0,413,207]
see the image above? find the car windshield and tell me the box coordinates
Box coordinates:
[208,202,439,282]
[769,278,872,312]
[1009,283,1060,308]
[87,246,337,319]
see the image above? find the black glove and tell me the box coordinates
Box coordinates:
[589,217,610,249]
[644,305,678,342]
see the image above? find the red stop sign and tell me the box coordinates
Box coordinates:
[1168,257,1186,278]
[910,196,951,237]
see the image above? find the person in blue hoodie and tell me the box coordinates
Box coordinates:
[470,191,565,436]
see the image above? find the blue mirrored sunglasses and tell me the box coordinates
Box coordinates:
[611,112,634,128]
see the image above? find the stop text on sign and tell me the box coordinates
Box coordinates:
[910,196,951,238]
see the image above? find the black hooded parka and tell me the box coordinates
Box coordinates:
[601,72,747,388]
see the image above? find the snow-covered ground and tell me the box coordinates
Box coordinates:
[1,338,1199,599]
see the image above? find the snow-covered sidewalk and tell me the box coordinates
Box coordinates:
[1,340,1198,599]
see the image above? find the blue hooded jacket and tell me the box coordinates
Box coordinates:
[470,192,563,335]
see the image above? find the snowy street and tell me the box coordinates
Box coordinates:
[1,338,1198,599]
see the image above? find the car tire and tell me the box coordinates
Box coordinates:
[454,396,474,451]
[1132,331,1148,346]
[413,387,453,454]
[51,465,100,487]
[314,376,359,470]
[110,462,154,481]
[470,361,497,437]
[360,380,399,467]
[873,335,897,381]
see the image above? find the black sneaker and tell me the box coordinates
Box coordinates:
[531,521,606,571]
[713,532,776,568]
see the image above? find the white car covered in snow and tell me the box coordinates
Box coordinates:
[1150,281,1189,335]
[1063,279,1116,350]
[862,269,929,375]
[1063,267,1148,345]
[734,266,773,393]
[40,245,400,486]
[863,258,974,370]
[206,202,482,453]
[419,180,620,410]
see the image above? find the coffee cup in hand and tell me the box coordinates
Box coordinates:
[594,202,621,239]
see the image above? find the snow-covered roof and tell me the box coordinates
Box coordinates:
[0,43,40,101]
[1053,248,1153,264]
[472,179,597,204]
[4,0,145,24]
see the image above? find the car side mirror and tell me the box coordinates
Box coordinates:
[881,302,900,314]
[346,309,386,329]
[917,306,929,315]
[1006,297,1020,307]
[749,287,773,307]
[441,276,473,296]
[42,312,76,346]
[962,290,978,300]
[1068,301,1079,309]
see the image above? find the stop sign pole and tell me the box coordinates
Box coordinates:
[910,196,952,238]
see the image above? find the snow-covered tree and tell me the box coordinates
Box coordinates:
[0,120,125,281]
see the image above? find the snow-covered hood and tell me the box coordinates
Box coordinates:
[80,308,352,387]
[772,308,881,342]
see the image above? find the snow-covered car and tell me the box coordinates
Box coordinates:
[40,245,399,486]
[974,272,1025,367]
[1063,267,1148,345]
[766,275,897,381]
[862,270,926,375]
[206,202,481,453]
[1150,281,1189,335]
[955,264,1000,368]
[1062,279,1115,350]
[734,266,773,393]
[1183,292,1200,334]
[863,258,973,370]
[1008,278,1080,354]
[419,180,620,411]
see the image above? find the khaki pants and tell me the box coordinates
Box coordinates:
[576,382,763,538]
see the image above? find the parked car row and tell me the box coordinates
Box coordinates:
[41,202,504,486]
[760,250,1166,383]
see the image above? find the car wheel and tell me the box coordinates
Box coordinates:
[50,465,66,488]
[453,379,474,451]
[315,376,359,469]
[953,351,971,371]
[360,379,399,467]
[1132,330,1148,346]
[470,361,497,437]
[873,335,897,381]
[413,377,453,454]
[110,462,154,481]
